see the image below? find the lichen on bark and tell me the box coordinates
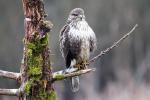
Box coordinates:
[23,31,55,99]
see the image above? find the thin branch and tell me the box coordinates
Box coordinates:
[90,24,138,63]
[52,68,95,82]
[0,70,21,82]
[0,88,20,96]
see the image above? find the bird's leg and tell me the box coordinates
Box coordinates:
[75,60,89,70]
[74,64,82,70]
[81,60,89,69]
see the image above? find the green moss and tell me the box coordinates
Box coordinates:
[41,33,49,46]
[27,43,36,50]
[54,74,65,80]
[24,80,33,95]
[47,91,56,100]
[27,53,43,76]
[24,31,55,99]
[27,49,33,56]
[26,78,56,100]
[39,90,47,98]
[26,33,49,55]
[31,89,56,100]
[28,67,42,76]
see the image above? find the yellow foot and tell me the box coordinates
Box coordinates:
[74,61,89,70]
[74,64,82,70]
[80,61,89,70]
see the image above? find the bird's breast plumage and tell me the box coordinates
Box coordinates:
[67,20,96,60]
[68,20,95,41]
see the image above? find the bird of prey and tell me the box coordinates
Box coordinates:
[59,8,96,92]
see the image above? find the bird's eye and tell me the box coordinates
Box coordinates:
[72,13,78,16]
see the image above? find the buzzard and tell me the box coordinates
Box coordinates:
[60,8,96,92]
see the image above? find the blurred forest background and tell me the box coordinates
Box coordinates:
[0,0,150,100]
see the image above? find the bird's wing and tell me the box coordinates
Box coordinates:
[59,24,70,59]
[89,29,97,52]
[60,24,82,67]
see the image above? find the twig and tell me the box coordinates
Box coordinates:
[52,68,95,82]
[90,24,138,63]
[0,70,21,82]
[0,88,20,96]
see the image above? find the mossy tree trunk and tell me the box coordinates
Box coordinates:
[21,0,55,99]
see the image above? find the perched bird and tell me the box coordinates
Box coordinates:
[60,8,96,92]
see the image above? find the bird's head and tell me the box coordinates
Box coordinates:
[67,8,85,23]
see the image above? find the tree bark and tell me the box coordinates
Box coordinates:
[21,0,54,99]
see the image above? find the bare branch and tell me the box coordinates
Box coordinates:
[0,70,21,82]
[0,88,20,96]
[52,68,95,82]
[90,24,138,63]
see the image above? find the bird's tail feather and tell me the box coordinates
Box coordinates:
[70,76,79,92]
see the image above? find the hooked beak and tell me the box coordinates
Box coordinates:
[79,15,85,20]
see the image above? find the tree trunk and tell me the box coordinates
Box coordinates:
[21,0,55,99]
